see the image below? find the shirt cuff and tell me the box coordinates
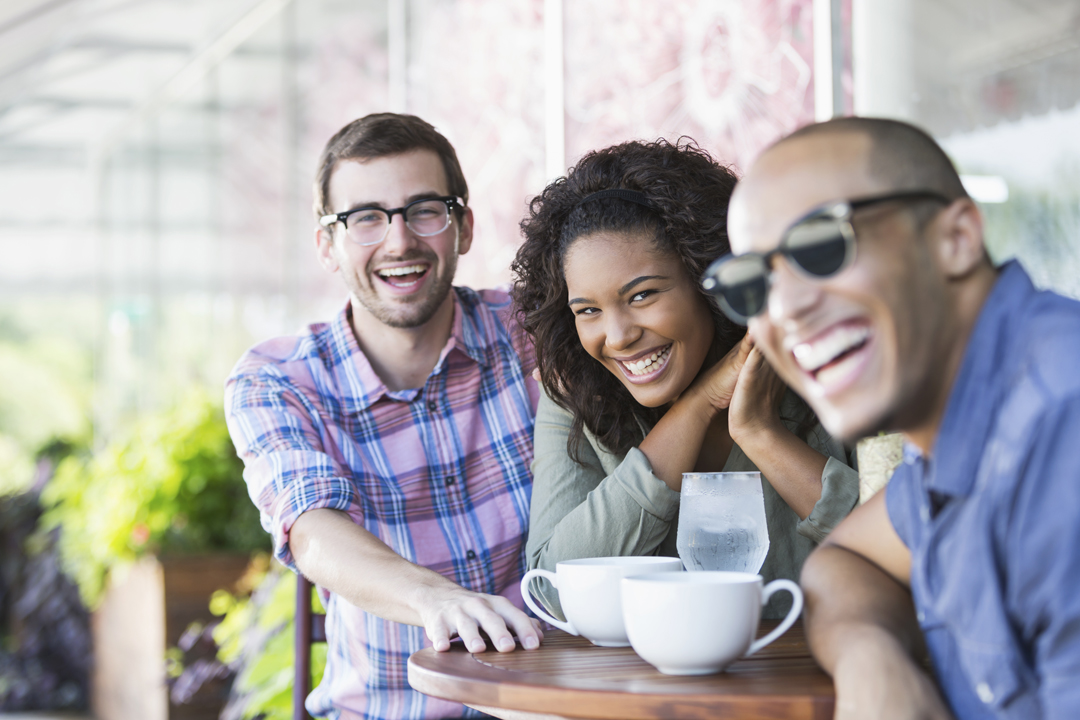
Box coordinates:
[611,446,681,522]
[796,456,860,543]
[247,453,364,572]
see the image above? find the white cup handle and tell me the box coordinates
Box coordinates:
[746,578,804,657]
[519,569,577,635]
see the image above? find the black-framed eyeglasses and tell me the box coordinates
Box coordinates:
[702,190,952,325]
[319,196,464,247]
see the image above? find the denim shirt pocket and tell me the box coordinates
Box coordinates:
[954,632,1039,717]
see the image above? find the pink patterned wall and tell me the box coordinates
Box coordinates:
[296,0,829,298]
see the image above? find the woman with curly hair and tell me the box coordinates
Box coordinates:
[512,139,859,619]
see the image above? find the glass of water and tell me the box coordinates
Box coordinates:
[676,472,770,573]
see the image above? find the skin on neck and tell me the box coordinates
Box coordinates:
[349,286,457,393]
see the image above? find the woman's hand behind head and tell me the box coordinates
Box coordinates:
[687,333,754,412]
[728,345,787,444]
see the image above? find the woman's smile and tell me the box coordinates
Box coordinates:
[564,229,716,408]
[613,344,673,382]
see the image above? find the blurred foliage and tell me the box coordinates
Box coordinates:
[0,493,90,712]
[212,559,326,720]
[0,330,92,496]
[40,389,269,608]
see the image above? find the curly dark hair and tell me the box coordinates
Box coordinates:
[512,139,747,461]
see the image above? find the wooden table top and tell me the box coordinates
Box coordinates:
[408,620,835,720]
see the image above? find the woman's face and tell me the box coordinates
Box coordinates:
[564,230,716,408]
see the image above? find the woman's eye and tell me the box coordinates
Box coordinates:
[574,307,598,316]
[631,290,653,303]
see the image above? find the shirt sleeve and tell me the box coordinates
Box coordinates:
[524,389,679,618]
[796,455,861,543]
[1012,396,1080,719]
[791,421,861,543]
[224,360,364,573]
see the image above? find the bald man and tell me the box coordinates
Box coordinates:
[709,117,1080,720]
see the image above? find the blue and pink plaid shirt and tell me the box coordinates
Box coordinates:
[225,287,538,720]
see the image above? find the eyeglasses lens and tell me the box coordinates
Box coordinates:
[785,217,850,277]
[344,200,451,245]
[404,200,451,235]
[714,256,769,322]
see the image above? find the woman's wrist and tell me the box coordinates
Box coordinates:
[729,414,787,451]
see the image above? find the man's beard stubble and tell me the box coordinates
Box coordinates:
[355,248,458,329]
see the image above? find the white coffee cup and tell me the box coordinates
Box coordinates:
[621,571,803,675]
[519,556,684,647]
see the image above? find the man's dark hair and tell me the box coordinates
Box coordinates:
[785,117,969,225]
[512,139,751,460]
[313,113,468,218]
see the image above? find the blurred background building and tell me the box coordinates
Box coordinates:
[2,0,1077,462]
[0,0,1078,715]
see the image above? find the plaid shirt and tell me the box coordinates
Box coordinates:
[225,287,538,720]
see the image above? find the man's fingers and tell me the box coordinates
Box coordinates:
[427,618,452,652]
[498,604,543,650]
[470,604,517,653]
[453,613,487,654]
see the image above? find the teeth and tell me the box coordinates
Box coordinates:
[792,326,869,373]
[378,264,426,277]
[814,348,864,389]
[623,346,671,376]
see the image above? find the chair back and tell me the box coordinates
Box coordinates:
[294,574,326,720]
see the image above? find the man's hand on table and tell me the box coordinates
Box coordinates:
[414,584,544,653]
[291,508,542,655]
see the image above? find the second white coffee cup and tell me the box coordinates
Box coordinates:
[621,571,803,675]
[519,556,683,647]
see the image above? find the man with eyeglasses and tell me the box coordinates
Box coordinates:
[711,117,1080,719]
[225,113,542,720]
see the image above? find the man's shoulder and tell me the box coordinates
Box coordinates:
[1014,286,1080,402]
[455,284,513,318]
[229,319,337,384]
[453,284,528,348]
[453,285,539,407]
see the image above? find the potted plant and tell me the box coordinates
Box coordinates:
[40,388,268,720]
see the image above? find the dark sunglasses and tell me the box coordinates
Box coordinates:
[702,190,952,324]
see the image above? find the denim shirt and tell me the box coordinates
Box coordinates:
[886,261,1080,720]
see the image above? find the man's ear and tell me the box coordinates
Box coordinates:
[933,198,986,279]
[456,206,474,256]
[316,226,340,273]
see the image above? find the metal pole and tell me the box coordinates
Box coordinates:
[388,0,407,112]
[853,0,915,120]
[283,0,301,332]
[544,0,565,181]
[814,0,845,120]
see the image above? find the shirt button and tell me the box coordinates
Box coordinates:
[427,400,438,411]
[466,549,477,560]
[919,506,930,523]
[976,682,994,704]
[917,610,926,624]
[445,476,456,486]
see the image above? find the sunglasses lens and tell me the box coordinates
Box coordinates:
[785,217,851,277]
[704,255,769,323]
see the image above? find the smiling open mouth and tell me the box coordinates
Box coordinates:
[376,264,429,288]
[618,345,672,378]
[792,325,870,387]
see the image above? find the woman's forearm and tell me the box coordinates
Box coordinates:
[733,421,826,519]
[638,391,727,492]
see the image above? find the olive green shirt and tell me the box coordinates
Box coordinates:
[526,389,859,618]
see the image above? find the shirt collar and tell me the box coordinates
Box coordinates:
[328,288,494,411]
[927,260,1035,497]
